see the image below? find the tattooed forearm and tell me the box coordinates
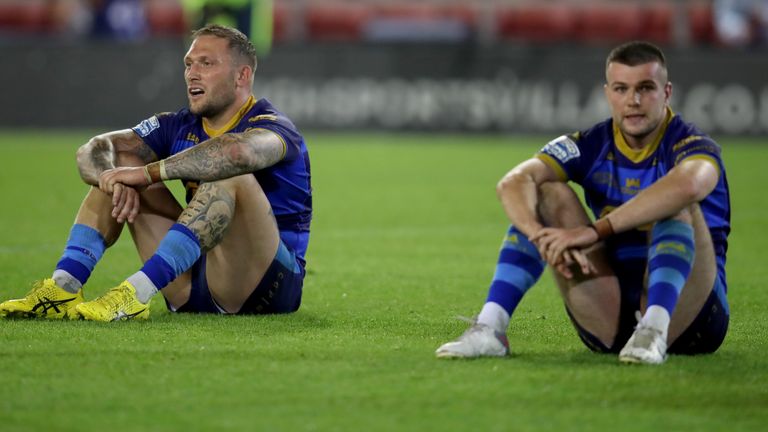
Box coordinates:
[177,182,235,252]
[164,129,285,182]
[90,140,117,170]
[76,130,157,185]
[77,136,117,184]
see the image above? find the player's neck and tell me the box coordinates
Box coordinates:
[623,107,673,150]
[624,134,653,150]
[203,93,255,134]
[624,120,666,150]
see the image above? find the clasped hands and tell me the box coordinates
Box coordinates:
[97,166,152,224]
[529,225,601,279]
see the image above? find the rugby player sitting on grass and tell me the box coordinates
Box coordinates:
[436,41,731,365]
[0,24,312,320]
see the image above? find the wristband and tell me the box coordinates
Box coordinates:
[590,218,615,240]
[145,161,164,184]
[159,160,168,182]
[142,166,153,184]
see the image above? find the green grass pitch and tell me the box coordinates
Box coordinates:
[0,130,766,431]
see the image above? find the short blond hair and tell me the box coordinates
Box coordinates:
[192,24,257,72]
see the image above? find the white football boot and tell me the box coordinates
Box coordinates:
[436,320,510,359]
[619,320,668,365]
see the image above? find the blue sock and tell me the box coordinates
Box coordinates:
[138,224,201,292]
[485,225,546,315]
[54,224,106,290]
[646,220,695,317]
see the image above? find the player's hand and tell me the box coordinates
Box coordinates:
[110,183,141,224]
[98,166,150,194]
[554,248,596,279]
[530,226,599,266]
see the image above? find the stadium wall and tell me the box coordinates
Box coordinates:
[3,40,766,136]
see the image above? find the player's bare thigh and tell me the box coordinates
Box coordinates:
[538,182,621,347]
[201,174,280,313]
[665,204,717,344]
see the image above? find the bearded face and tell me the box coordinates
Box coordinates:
[184,35,239,119]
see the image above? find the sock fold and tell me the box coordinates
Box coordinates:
[54,224,107,291]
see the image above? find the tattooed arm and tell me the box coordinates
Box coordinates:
[77,129,158,224]
[163,128,285,181]
[76,129,158,185]
[97,128,285,192]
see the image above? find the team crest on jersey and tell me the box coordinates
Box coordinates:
[134,116,160,137]
[541,135,580,163]
[185,132,200,144]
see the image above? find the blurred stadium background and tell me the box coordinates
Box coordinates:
[1,0,767,136]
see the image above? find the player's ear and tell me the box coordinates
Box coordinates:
[237,65,253,84]
[664,81,673,103]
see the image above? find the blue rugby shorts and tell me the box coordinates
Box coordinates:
[169,240,305,314]
[566,259,729,355]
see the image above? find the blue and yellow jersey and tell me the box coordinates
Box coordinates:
[131,96,312,262]
[536,109,730,269]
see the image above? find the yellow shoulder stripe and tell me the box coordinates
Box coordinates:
[536,153,568,182]
[249,127,287,160]
[680,154,721,178]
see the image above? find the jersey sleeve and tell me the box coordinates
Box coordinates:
[131,112,181,159]
[535,133,586,182]
[671,135,722,176]
[246,115,303,162]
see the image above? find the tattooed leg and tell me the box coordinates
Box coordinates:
[133,174,279,312]
[200,174,280,313]
[117,182,231,308]
[177,181,236,252]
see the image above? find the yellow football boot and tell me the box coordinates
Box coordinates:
[0,278,84,319]
[74,281,149,322]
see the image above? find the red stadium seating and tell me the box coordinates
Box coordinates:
[0,2,48,33]
[496,4,576,43]
[273,1,290,42]
[688,2,716,45]
[145,1,186,37]
[640,3,674,45]
[574,4,644,44]
[371,3,476,27]
[305,3,370,42]
[0,0,723,47]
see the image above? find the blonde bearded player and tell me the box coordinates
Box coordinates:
[1,24,312,320]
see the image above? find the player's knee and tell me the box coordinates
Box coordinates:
[215,173,258,187]
[674,201,708,225]
[666,205,695,225]
[202,174,260,197]
[537,182,589,228]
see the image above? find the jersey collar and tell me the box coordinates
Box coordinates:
[202,95,256,138]
[613,107,674,163]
